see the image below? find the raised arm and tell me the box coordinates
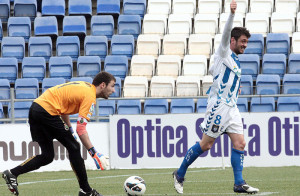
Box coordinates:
[218,0,236,57]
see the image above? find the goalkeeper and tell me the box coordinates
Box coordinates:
[2,71,116,196]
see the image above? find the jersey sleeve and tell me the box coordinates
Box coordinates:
[78,97,95,121]
[216,13,235,58]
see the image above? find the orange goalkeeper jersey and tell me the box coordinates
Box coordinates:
[35,81,96,121]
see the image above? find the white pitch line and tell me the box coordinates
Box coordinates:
[104,192,279,196]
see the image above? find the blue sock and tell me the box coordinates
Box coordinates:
[231,148,244,185]
[177,142,203,178]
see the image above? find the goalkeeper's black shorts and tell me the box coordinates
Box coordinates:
[29,102,69,142]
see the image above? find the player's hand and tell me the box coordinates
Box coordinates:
[230,0,237,14]
[88,147,110,170]
[69,127,78,140]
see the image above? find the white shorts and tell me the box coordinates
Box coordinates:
[200,99,243,138]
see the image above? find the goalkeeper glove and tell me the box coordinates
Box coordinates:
[88,147,109,170]
[69,127,78,140]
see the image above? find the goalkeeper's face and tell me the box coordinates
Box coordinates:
[97,80,115,99]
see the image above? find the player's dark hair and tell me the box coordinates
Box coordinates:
[231,27,251,41]
[92,71,116,86]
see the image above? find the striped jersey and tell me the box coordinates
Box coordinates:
[207,13,241,107]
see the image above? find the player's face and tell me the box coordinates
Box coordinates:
[233,35,248,54]
[97,80,116,99]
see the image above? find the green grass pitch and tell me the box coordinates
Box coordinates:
[1,167,300,195]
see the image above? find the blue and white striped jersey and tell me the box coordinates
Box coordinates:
[207,13,241,107]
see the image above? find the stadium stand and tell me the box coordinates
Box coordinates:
[28,36,52,62]
[275,0,298,17]
[219,13,243,34]
[117,99,142,114]
[188,34,212,59]
[237,97,248,112]
[150,76,175,97]
[245,13,269,36]
[68,0,92,17]
[266,33,290,56]
[104,55,128,80]
[170,98,195,114]
[84,35,108,60]
[0,19,2,42]
[123,76,148,97]
[0,79,10,105]
[292,32,300,53]
[142,14,167,38]
[15,78,39,99]
[176,76,200,97]
[196,98,208,113]
[98,100,116,120]
[168,14,192,37]
[173,0,196,17]
[283,74,300,94]
[250,97,275,112]
[277,97,300,112]
[0,102,3,121]
[198,0,222,15]
[41,0,65,17]
[249,0,273,16]
[224,0,248,15]
[194,14,218,37]
[7,17,31,42]
[147,0,171,17]
[111,35,135,59]
[1,37,25,62]
[8,101,33,120]
[262,54,286,78]
[70,77,93,83]
[118,14,141,39]
[34,16,58,38]
[97,0,120,16]
[156,55,181,78]
[144,98,169,114]
[49,56,73,80]
[0,0,9,22]
[238,54,260,79]
[240,75,253,100]
[130,55,155,79]
[256,74,281,96]
[123,0,146,18]
[42,78,66,93]
[288,53,300,74]
[56,36,80,61]
[182,55,207,78]
[136,34,161,59]
[270,12,295,36]
[0,57,18,83]
[14,0,37,20]
[110,76,122,97]
[244,33,264,58]
[21,57,46,82]
[162,34,187,59]
[91,15,114,40]
[77,56,101,78]
[202,75,213,95]
[63,16,87,38]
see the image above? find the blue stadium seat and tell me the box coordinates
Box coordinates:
[288,53,300,74]
[250,97,275,112]
[0,0,10,22]
[283,74,300,94]
[0,79,10,105]
[77,56,101,78]
[266,33,290,57]
[0,102,4,122]
[22,57,46,82]
[0,57,18,82]
[68,0,92,16]
[117,15,141,39]
[42,78,66,92]
[170,98,195,114]
[144,99,169,114]
[244,34,264,59]
[70,76,93,83]
[1,37,25,62]
[277,97,300,112]
[56,36,80,61]
[34,16,58,38]
[237,97,248,112]
[110,76,121,97]
[0,19,2,42]
[84,35,108,60]
[123,0,146,18]
[15,78,39,99]
[240,75,253,100]
[49,56,73,80]
[117,99,141,114]
[8,101,32,120]
[7,17,31,42]
[97,0,120,16]
[196,98,207,113]
[262,53,286,78]
[91,15,114,40]
[104,55,128,80]
[98,99,116,121]
[238,54,260,79]
[42,0,65,17]
[28,36,52,62]
[63,16,86,38]
[14,0,36,20]
[111,35,135,59]
[256,74,280,95]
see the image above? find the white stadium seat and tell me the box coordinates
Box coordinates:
[182,55,207,78]
[150,76,175,97]
[167,14,192,37]
[202,75,213,95]
[156,55,181,78]
[176,76,201,96]
[198,0,222,16]
[271,12,295,36]
[275,0,299,17]
[172,0,196,18]
[142,14,167,39]
[292,32,300,53]
[245,13,269,37]
[249,0,274,16]
[147,0,171,17]
[194,14,218,37]
[188,34,212,59]
[224,0,248,16]
[130,55,155,80]
[136,34,161,59]
[123,76,148,97]
[162,34,187,59]
[213,34,222,53]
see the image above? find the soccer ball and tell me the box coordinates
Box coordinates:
[123,176,146,196]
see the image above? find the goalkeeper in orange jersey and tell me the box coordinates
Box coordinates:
[2,71,116,196]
